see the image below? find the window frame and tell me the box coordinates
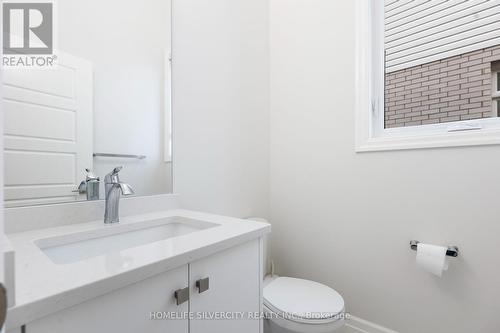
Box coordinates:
[355,0,500,152]
[492,69,500,117]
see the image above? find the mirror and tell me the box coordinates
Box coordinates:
[2,0,172,207]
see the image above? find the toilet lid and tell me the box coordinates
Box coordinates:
[263,277,345,322]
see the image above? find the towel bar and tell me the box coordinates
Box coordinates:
[93,153,146,160]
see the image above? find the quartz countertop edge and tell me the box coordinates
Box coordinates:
[6,209,271,329]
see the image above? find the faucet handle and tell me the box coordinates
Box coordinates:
[105,166,124,184]
[110,166,123,175]
[85,168,100,181]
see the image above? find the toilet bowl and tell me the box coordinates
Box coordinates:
[263,275,345,333]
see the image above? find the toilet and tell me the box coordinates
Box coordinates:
[246,218,346,333]
[263,275,345,333]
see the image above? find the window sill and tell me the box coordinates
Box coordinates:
[355,128,500,152]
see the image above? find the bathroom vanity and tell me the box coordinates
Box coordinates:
[5,203,270,333]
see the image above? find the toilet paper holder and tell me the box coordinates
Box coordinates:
[410,240,459,257]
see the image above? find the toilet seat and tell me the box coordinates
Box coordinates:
[263,277,345,325]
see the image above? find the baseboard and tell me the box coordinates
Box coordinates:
[345,315,400,333]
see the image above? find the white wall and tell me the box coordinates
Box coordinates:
[58,0,172,196]
[269,1,500,332]
[172,0,269,218]
[172,0,500,331]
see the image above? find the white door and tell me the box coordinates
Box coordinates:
[2,52,93,206]
[27,265,189,333]
[189,240,262,333]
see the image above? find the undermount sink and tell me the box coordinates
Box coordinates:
[35,216,218,265]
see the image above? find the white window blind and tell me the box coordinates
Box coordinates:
[385,0,500,73]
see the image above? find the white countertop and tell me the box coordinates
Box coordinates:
[6,209,271,329]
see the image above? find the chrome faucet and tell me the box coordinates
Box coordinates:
[104,166,134,224]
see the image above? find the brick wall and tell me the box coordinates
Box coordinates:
[384,45,500,128]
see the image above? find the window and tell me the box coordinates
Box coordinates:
[492,61,500,118]
[355,0,500,151]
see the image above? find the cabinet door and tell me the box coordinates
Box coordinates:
[6,328,21,333]
[189,239,262,333]
[27,265,189,333]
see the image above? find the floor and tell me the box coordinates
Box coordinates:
[340,326,363,333]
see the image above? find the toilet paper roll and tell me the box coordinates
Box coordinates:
[416,243,449,277]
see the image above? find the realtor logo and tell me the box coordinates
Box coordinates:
[3,2,53,54]
[2,1,56,68]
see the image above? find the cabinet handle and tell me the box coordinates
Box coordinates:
[174,287,189,305]
[196,277,210,294]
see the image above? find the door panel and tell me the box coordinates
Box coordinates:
[2,52,92,205]
[189,240,261,333]
[27,265,189,333]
